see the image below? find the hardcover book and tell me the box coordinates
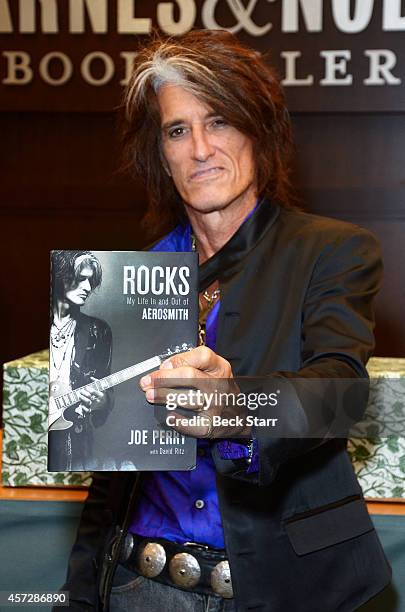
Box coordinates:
[48,250,198,472]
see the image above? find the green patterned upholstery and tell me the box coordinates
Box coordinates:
[2,350,91,487]
[347,357,405,499]
[2,352,405,497]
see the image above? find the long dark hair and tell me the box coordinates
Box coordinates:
[121,29,296,233]
[52,250,102,304]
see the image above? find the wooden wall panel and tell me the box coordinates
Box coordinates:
[0,112,142,210]
[0,111,404,380]
[293,113,405,356]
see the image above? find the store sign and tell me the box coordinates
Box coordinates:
[0,0,404,111]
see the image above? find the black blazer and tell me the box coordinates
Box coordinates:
[60,201,391,612]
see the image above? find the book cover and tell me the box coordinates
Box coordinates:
[48,250,198,472]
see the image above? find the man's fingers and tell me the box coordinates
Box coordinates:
[92,390,104,400]
[162,345,212,369]
[162,346,231,376]
[77,392,92,407]
[139,347,233,393]
[77,389,105,408]
[89,377,105,399]
[144,386,207,411]
[144,386,174,405]
[140,366,204,390]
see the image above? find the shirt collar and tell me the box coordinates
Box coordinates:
[151,197,280,291]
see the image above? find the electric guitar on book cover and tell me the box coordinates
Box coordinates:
[48,343,192,431]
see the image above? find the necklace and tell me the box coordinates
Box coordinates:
[199,288,221,316]
[50,318,76,374]
[201,287,220,304]
[51,317,75,348]
[198,290,220,346]
[192,233,221,346]
[50,338,73,374]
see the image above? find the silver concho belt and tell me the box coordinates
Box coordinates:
[119,533,233,599]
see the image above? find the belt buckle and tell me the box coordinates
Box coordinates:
[184,541,209,551]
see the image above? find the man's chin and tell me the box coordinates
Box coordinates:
[183,199,228,215]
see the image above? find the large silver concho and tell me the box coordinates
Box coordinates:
[169,552,201,588]
[211,560,233,598]
[136,542,167,578]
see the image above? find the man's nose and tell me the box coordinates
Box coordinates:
[82,279,91,292]
[191,126,215,161]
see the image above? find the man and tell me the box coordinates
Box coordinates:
[59,31,390,611]
[49,250,113,471]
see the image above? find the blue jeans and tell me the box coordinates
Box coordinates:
[110,564,237,612]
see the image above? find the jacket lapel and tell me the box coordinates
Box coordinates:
[198,198,280,291]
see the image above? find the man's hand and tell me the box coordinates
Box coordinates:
[74,376,108,417]
[139,346,251,439]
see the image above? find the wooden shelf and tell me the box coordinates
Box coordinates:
[0,485,88,502]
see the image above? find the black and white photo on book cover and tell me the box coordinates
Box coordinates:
[48,250,198,473]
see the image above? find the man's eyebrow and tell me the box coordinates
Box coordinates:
[161,119,183,131]
[161,112,221,131]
